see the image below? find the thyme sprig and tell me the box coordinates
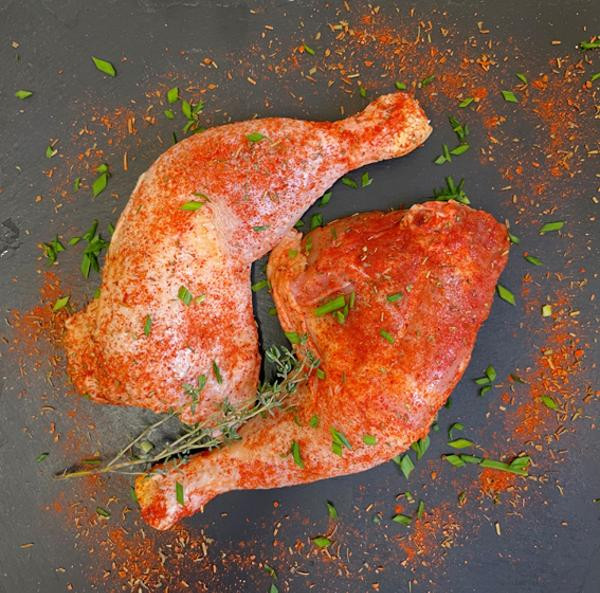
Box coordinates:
[57,345,316,480]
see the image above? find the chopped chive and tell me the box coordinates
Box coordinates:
[326,500,338,519]
[212,360,223,384]
[411,435,430,460]
[285,331,301,344]
[433,176,470,205]
[92,172,108,198]
[450,143,470,156]
[496,284,516,305]
[362,434,377,445]
[447,438,474,449]
[166,87,179,104]
[475,377,490,385]
[485,365,497,382]
[269,584,278,593]
[480,385,492,396]
[416,500,425,519]
[395,81,407,90]
[73,177,81,191]
[177,285,193,306]
[590,72,600,82]
[164,108,175,120]
[264,564,277,578]
[45,145,58,158]
[287,248,298,259]
[341,176,358,189]
[91,56,116,77]
[539,220,564,234]
[348,291,356,309]
[434,154,447,165]
[461,454,483,464]
[181,200,205,211]
[267,306,277,316]
[315,295,345,317]
[310,213,323,230]
[387,292,403,303]
[524,254,543,266]
[303,43,315,55]
[501,90,518,103]
[392,513,412,526]
[252,225,268,232]
[508,232,520,244]
[458,97,474,107]
[320,191,332,205]
[316,368,325,380]
[379,329,395,344]
[95,506,111,518]
[359,85,367,98]
[541,304,552,317]
[251,279,268,292]
[36,452,49,463]
[181,100,192,119]
[291,441,304,468]
[361,172,373,187]
[312,536,331,548]
[52,295,70,312]
[246,132,265,143]
[143,315,152,336]
[448,422,464,439]
[15,89,33,99]
[330,427,351,456]
[309,414,319,428]
[516,72,528,84]
[420,74,435,87]
[293,220,304,229]
[540,394,558,410]
[175,481,185,505]
[443,454,465,467]
[580,40,600,50]
[479,458,527,476]
[393,454,415,479]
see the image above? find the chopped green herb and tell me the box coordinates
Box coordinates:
[539,220,564,234]
[447,438,474,449]
[480,457,528,476]
[91,56,116,77]
[73,177,81,191]
[362,434,377,446]
[181,200,205,211]
[433,176,470,205]
[267,306,277,316]
[395,81,407,90]
[420,74,435,87]
[485,365,497,382]
[379,329,395,344]
[448,422,464,439]
[590,72,600,83]
[540,394,558,410]
[246,132,265,143]
[450,143,470,156]
[580,40,600,50]
[139,440,154,454]
[175,481,185,506]
[177,285,193,306]
[92,172,108,198]
[143,315,152,336]
[95,506,111,518]
[309,414,319,428]
[315,295,345,317]
[516,72,528,84]
[316,368,325,380]
[509,232,520,244]
[496,284,516,305]
[212,361,223,384]
[417,500,425,519]
[253,225,269,232]
[480,385,492,396]
[349,291,356,309]
[443,454,466,467]
[312,536,331,549]
[264,564,277,578]
[394,454,415,479]
[291,440,304,468]
[46,145,58,158]
[164,108,175,120]
[326,500,338,519]
[331,427,351,456]
[269,583,279,593]
[251,279,268,292]
[411,435,430,460]
[285,331,301,344]
[458,97,474,108]
[524,254,543,266]
[387,292,403,303]
[166,87,179,104]
[461,454,483,464]
[359,85,367,98]
[541,304,552,317]
[475,376,491,386]
[434,153,448,166]
[36,452,49,463]
[501,90,518,103]
[392,513,412,526]
[52,295,70,312]
[15,89,33,99]
[320,191,332,206]
[310,213,323,230]
[303,43,315,55]
[449,115,469,142]
[341,176,358,189]
[181,100,192,119]
[361,172,373,187]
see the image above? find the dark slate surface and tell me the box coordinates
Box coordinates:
[1,1,598,592]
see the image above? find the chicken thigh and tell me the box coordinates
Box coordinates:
[135,201,509,529]
[64,93,431,423]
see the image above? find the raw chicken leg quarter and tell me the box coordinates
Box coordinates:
[64,93,432,424]
[136,201,509,529]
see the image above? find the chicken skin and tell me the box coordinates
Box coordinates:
[135,201,509,529]
[64,93,431,423]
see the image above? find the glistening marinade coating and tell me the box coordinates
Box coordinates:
[135,201,509,529]
[64,93,432,424]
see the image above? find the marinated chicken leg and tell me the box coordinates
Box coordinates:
[135,201,509,529]
[64,93,431,423]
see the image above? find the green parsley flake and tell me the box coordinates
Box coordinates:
[177,285,193,306]
[539,221,565,234]
[361,172,373,187]
[181,200,205,211]
[91,56,116,77]
[312,536,331,548]
[52,295,69,312]
[341,176,358,189]
[309,414,319,428]
[387,292,403,303]
[15,89,33,99]
[362,434,377,446]
[285,331,301,344]
[320,191,332,205]
[246,132,265,143]
[540,394,558,410]
[395,81,407,90]
[92,172,108,198]
[496,284,516,305]
[166,87,180,104]
[175,481,185,506]
[392,513,412,526]
[291,441,304,468]
[501,90,518,103]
